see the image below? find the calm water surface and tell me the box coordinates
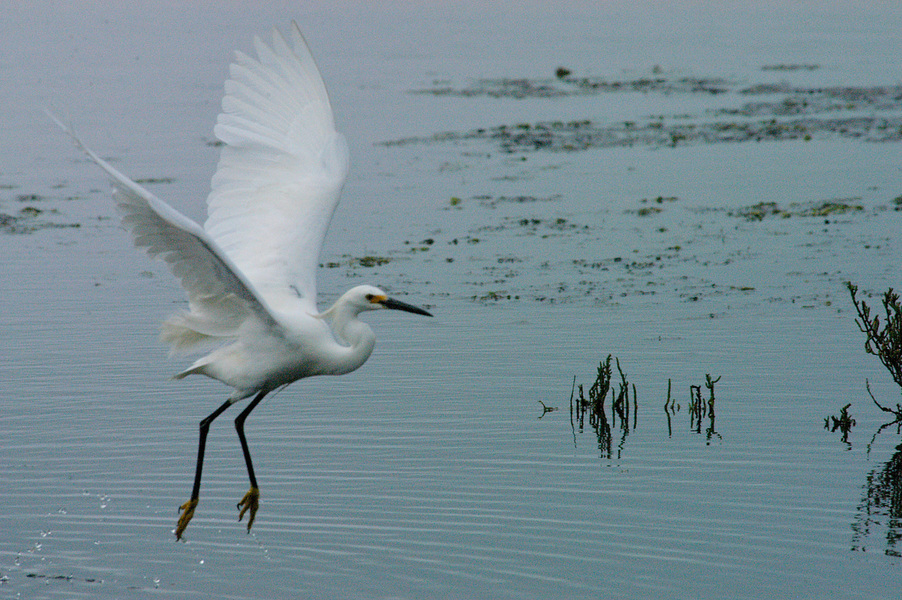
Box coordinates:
[2,1,901,598]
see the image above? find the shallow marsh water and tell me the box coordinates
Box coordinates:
[2,1,902,598]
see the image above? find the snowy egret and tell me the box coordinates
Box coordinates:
[53,22,432,540]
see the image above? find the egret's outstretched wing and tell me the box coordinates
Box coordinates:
[51,115,278,348]
[204,22,349,313]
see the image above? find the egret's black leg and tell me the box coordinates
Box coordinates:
[235,390,267,531]
[175,397,234,540]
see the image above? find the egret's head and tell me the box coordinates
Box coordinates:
[348,285,432,317]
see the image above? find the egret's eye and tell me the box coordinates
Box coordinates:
[365,294,374,301]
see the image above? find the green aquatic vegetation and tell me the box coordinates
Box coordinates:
[732,202,788,221]
[629,206,663,217]
[799,199,863,217]
[733,198,863,221]
[356,256,392,267]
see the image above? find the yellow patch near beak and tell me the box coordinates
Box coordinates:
[369,294,388,305]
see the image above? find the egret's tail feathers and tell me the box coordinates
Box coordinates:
[161,319,215,352]
[172,362,208,381]
[161,310,242,353]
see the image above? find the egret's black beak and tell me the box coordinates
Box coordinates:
[381,297,432,317]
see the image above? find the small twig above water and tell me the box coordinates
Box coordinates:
[537,400,558,418]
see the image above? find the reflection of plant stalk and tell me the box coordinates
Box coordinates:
[865,381,902,455]
[689,375,721,441]
[851,442,902,556]
[824,403,856,447]
[664,379,674,437]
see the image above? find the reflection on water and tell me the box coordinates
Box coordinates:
[825,403,856,447]
[687,375,722,443]
[853,439,902,557]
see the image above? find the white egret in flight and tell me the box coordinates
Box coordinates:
[53,22,432,540]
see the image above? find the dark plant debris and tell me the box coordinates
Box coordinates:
[392,76,902,153]
[385,114,902,153]
[0,207,80,234]
[415,72,732,99]
[761,64,820,72]
[133,176,176,185]
[322,255,393,269]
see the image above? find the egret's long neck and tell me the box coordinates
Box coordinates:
[325,304,376,375]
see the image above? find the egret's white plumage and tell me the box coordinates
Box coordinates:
[52,22,431,540]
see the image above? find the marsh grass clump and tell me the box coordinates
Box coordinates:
[571,363,725,451]
[688,375,719,421]
[571,355,636,458]
[847,283,902,389]
[847,282,902,431]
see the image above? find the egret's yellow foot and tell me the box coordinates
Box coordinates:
[237,487,259,532]
[176,498,198,540]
